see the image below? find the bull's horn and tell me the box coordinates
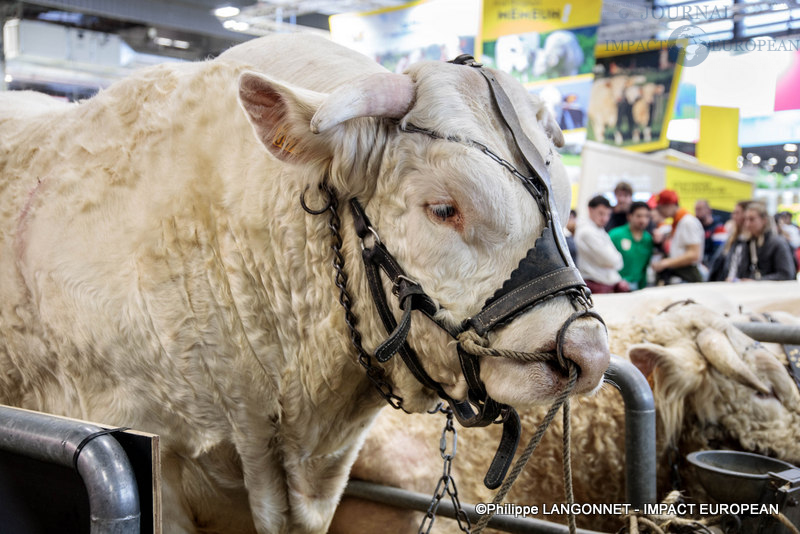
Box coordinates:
[311,72,415,134]
[696,327,771,395]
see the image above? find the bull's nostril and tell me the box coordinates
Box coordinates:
[546,355,580,379]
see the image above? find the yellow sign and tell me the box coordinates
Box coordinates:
[482,0,603,40]
[665,167,753,213]
[696,106,740,172]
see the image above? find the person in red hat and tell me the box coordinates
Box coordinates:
[651,189,705,284]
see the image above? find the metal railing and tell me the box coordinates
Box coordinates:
[344,355,655,534]
[0,405,140,534]
[733,322,800,345]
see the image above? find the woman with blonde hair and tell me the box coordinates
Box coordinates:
[709,200,750,281]
[731,202,797,281]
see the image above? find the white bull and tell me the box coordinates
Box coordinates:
[0,34,609,533]
[533,30,584,79]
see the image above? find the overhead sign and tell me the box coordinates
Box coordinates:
[329,0,480,73]
[479,0,602,147]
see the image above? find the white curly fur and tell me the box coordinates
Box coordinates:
[0,35,610,533]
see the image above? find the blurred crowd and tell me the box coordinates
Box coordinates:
[566,181,800,294]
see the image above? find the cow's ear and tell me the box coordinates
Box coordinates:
[536,106,565,148]
[627,343,673,379]
[238,71,329,164]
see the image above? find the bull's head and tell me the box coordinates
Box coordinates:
[627,303,800,467]
[236,56,610,416]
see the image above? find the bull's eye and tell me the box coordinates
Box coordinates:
[427,203,457,222]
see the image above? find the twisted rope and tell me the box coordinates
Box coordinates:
[472,364,578,533]
[457,330,567,368]
[622,492,721,533]
[562,388,577,534]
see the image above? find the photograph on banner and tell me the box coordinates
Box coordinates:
[528,74,593,132]
[588,42,683,152]
[329,0,479,73]
[481,27,597,84]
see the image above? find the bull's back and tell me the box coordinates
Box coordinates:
[0,64,234,409]
[0,91,71,120]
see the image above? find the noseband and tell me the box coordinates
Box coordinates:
[303,55,602,489]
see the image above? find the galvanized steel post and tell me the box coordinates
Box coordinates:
[0,405,140,534]
[603,355,657,509]
[733,322,800,345]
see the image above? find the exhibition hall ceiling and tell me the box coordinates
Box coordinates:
[2,0,797,47]
[224,0,657,41]
[219,1,800,43]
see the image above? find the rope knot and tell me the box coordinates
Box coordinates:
[456,329,490,351]
[456,329,555,364]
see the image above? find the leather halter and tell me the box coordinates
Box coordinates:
[345,55,597,488]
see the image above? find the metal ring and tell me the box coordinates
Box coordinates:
[299,184,333,215]
[658,299,697,314]
[556,309,606,372]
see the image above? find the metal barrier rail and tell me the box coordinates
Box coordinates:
[344,355,655,533]
[733,322,800,345]
[0,405,140,534]
[603,355,657,509]
[345,479,607,534]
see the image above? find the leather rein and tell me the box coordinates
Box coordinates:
[302,55,602,489]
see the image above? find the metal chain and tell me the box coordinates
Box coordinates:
[308,185,469,530]
[301,183,407,410]
[419,406,472,534]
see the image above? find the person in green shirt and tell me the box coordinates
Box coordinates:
[609,201,654,290]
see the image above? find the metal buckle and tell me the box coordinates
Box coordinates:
[392,274,419,296]
[359,226,381,250]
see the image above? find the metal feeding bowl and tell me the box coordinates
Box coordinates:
[687,450,798,504]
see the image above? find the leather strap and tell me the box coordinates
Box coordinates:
[476,68,551,188]
[484,409,521,489]
[474,67,575,270]
[469,266,585,336]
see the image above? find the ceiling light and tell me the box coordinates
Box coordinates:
[784,143,798,152]
[223,20,250,31]
[751,155,761,164]
[214,6,240,18]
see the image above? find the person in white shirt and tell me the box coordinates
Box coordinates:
[574,195,630,293]
[651,189,705,284]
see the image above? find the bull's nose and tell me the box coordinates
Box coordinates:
[559,316,610,394]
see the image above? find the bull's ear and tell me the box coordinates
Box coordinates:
[628,341,706,392]
[238,71,329,164]
[536,106,565,147]
[628,343,672,379]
